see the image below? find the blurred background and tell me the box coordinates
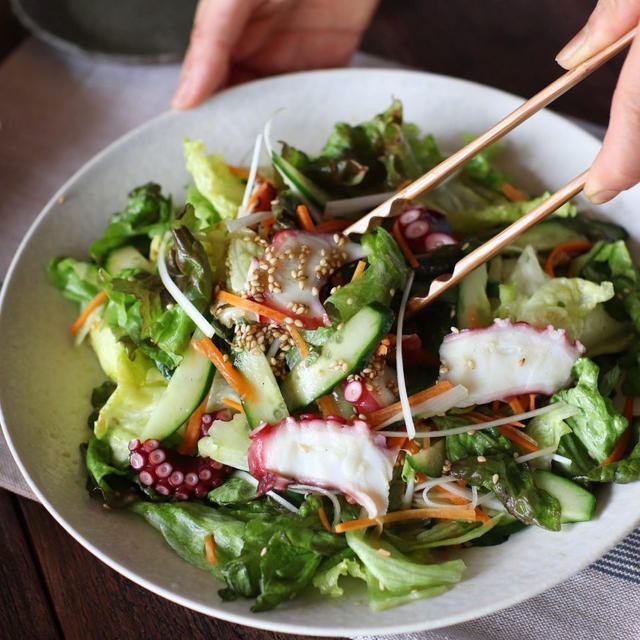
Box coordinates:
[0,0,621,125]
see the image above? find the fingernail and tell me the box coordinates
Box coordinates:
[585,188,618,204]
[556,27,588,67]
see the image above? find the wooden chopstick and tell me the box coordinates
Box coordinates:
[406,170,588,317]
[344,29,634,236]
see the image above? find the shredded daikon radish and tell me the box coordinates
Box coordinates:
[374,384,469,430]
[232,471,300,514]
[323,192,396,218]
[239,133,263,215]
[402,472,416,510]
[415,477,473,509]
[515,445,557,464]
[225,210,273,232]
[264,115,321,222]
[396,270,416,439]
[382,403,568,438]
[157,234,214,338]
[289,484,342,528]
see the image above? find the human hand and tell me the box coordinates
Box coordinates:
[557,1,640,204]
[171,0,379,110]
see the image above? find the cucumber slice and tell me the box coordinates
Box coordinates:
[534,469,596,523]
[140,339,214,440]
[281,303,393,410]
[457,263,491,329]
[105,246,152,274]
[407,440,445,477]
[271,151,329,212]
[234,348,289,428]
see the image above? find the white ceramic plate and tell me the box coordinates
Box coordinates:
[1,68,639,636]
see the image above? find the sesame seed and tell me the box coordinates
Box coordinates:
[347,297,354,305]
[450,326,460,334]
[260,547,267,557]
[518,358,526,366]
[294,319,303,327]
[492,474,499,484]
[376,548,391,557]
[466,359,476,369]
[477,456,487,463]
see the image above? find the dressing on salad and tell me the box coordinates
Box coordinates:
[48,100,640,612]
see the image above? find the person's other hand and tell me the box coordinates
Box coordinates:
[171,0,379,110]
[557,0,640,203]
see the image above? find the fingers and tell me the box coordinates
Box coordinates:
[556,0,640,69]
[585,32,640,203]
[171,0,255,110]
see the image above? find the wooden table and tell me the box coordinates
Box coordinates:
[0,1,625,638]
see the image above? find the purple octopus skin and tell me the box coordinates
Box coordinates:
[129,414,231,500]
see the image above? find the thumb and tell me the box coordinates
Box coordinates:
[585,33,640,203]
[556,0,640,69]
[172,0,255,110]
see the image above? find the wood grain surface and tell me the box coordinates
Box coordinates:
[0,1,625,639]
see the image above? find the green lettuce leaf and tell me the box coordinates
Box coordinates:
[582,423,640,483]
[84,434,135,506]
[312,549,366,598]
[183,138,245,220]
[345,529,465,611]
[438,415,513,463]
[226,231,265,294]
[575,240,640,333]
[496,245,618,345]
[89,183,175,263]
[185,184,219,228]
[450,453,561,530]
[553,358,628,463]
[408,514,504,549]
[324,227,409,322]
[47,257,101,303]
[524,404,575,469]
[280,99,443,199]
[208,476,258,505]
[100,226,213,369]
[424,183,577,235]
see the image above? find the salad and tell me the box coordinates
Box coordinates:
[48,100,640,612]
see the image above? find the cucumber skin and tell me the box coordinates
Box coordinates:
[140,345,214,441]
[407,440,445,477]
[534,470,596,523]
[234,349,289,428]
[281,303,393,411]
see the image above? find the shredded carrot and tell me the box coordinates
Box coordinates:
[287,325,309,357]
[318,505,332,532]
[387,436,408,449]
[313,218,350,233]
[221,397,243,412]
[474,508,490,523]
[602,396,634,465]
[334,507,477,533]
[464,411,525,428]
[528,394,537,412]
[228,165,250,179]
[544,241,592,277]
[192,337,254,402]
[433,485,470,506]
[259,216,276,237]
[204,534,217,564]
[246,181,272,213]
[498,425,538,452]
[295,204,315,231]
[406,440,421,455]
[367,380,454,427]
[508,397,525,415]
[70,290,107,334]
[391,218,419,269]
[500,182,526,202]
[217,290,293,325]
[351,260,366,282]
[177,394,209,455]
[317,394,340,418]
[491,400,500,414]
